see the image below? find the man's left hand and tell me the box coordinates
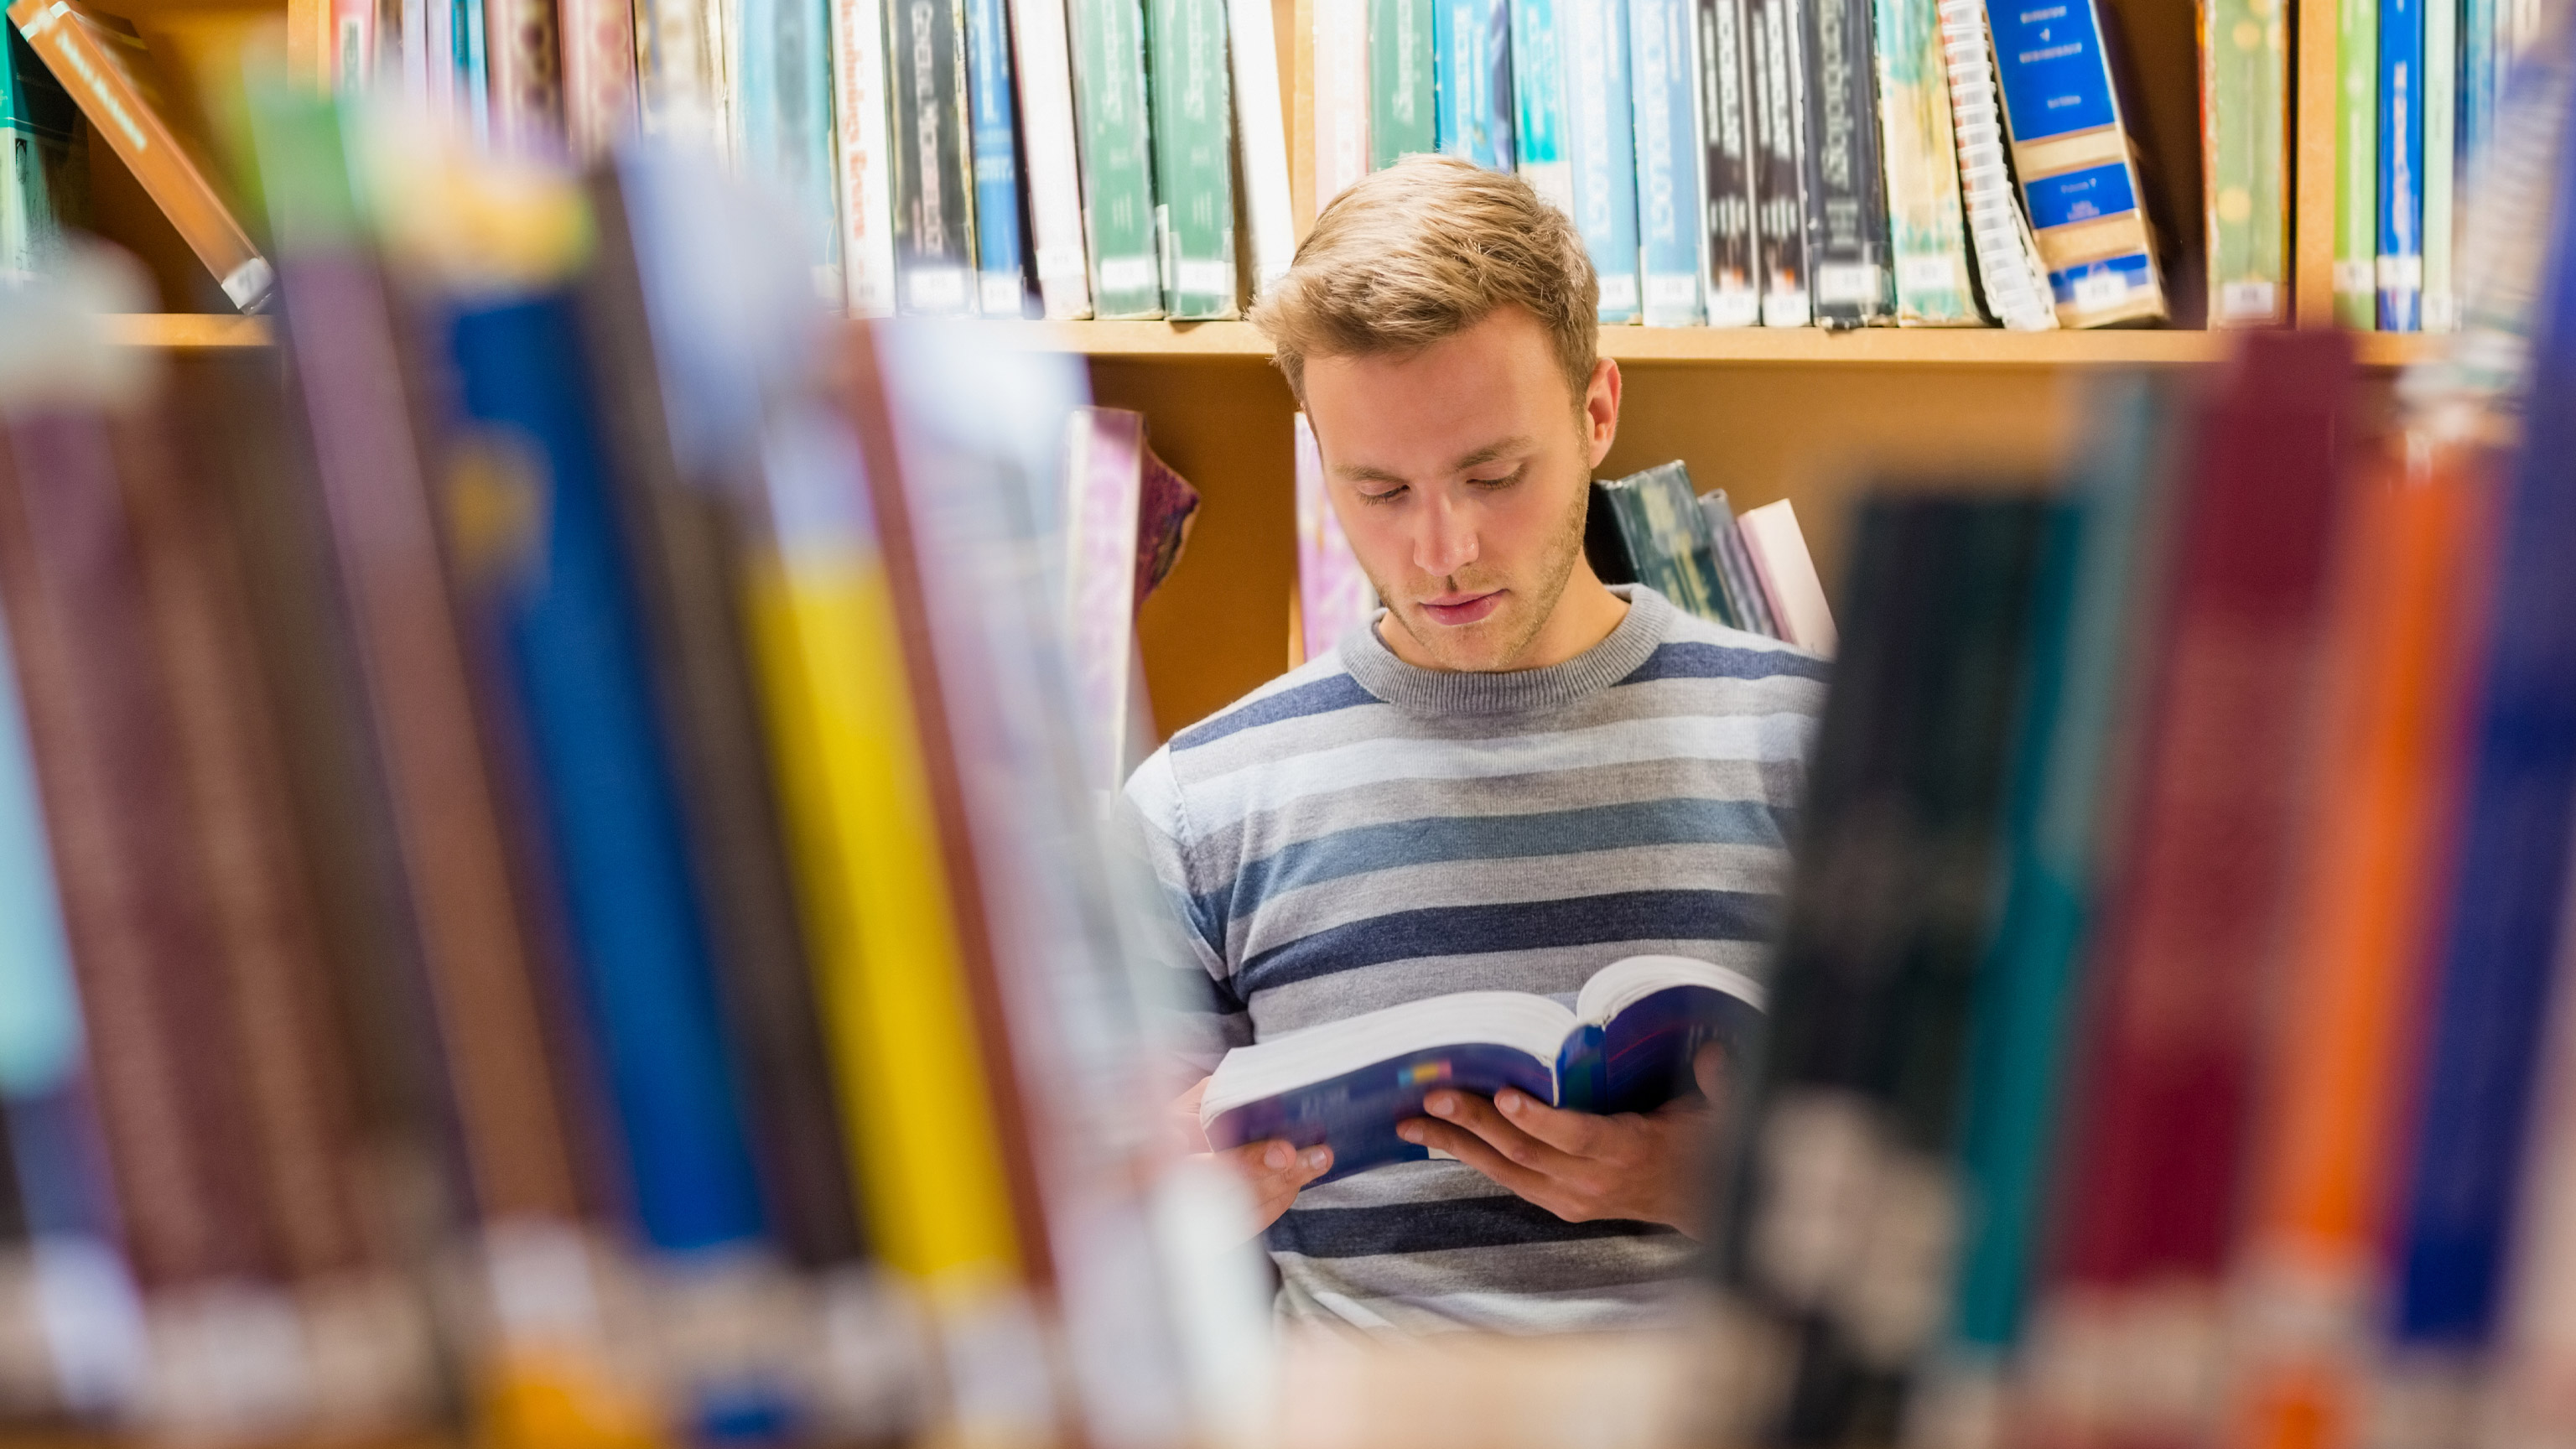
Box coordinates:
[1396,1042,1725,1237]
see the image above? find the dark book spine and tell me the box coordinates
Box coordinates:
[1722,494,2049,1447]
[0,409,273,1293]
[1696,0,1760,324]
[1746,0,1810,325]
[1799,0,1891,326]
[1583,479,1639,584]
[889,0,980,313]
[580,168,866,1270]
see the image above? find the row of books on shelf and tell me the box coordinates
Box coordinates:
[1707,23,2576,1445]
[0,96,1259,1445]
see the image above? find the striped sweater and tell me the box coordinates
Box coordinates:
[1126,585,1827,1333]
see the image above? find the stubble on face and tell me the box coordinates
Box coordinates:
[1370,420,1597,673]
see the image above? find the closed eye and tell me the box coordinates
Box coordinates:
[1357,484,1409,505]
[1467,464,1528,490]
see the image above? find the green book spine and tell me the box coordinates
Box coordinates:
[2205,0,2290,325]
[1606,464,1737,627]
[1068,0,1164,316]
[1870,0,1978,324]
[2334,0,2376,328]
[1147,0,1239,317]
[1,19,81,279]
[2423,0,2455,329]
[1368,0,1436,168]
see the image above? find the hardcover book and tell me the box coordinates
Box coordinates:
[1939,0,2054,330]
[2202,0,2288,325]
[740,0,843,302]
[1509,0,1572,210]
[482,0,564,153]
[1228,0,1297,297]
[1436,0,1515,170]
[2423,0,2455,330]
[1696,488,1781,636]
[1800,0,1892,325]
[2,18,80,281]
[1011,0,1093,316]
[887,0,977,314]
[1368,0,1435,166]
[1872,0,1979,324]
[2376,0,2422,330]
[1201,957,1764,1182]
[1735,497,1834,654]
[1598,462,1736,626]
[1696,0,1760,324]
[1748,0,1809,325]
[966,0,1028,314]
[2334,0,2376,328]
[636,0,720,141]
[1630,0,1705,325]
[1981,0,2166,326]
[1070,0,1164,315]
[1147,0,1239,317]
[1317,0,1373,205]
[6,0,269,309]
[558,0,637,156]
[1565,0,1642,320]
[832,0,897,314]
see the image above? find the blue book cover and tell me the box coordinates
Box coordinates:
[966,0,1029,314]
[1981,0,2164,325]
[2389,123,2576,1349]
[441,294,771,1265]
[1437,0,1517,170]
[1511,0,1573,211]
[1628,0,1702,324]
[2377,0,2423,330]
[1565,0,1642,320]
[1201,960,1763,1182]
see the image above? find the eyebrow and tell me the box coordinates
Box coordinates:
[1332,435,1537,486]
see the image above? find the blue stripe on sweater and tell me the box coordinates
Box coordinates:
[1270,1196,1678,1258]
[1235,888,1780,996]
[1615,640,1831,686]
[1171,673,1381,751]
[1206,797,1794,927]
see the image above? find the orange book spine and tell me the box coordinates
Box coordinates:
[2227,444,2494,1449]
[5,0,272,311]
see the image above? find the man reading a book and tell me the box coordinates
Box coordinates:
[1125,156,1825,1332]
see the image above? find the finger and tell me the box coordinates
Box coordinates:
[1399,1116,1558,1203]
[1490,1087,1610,1156]
[1420,1089,1581,1175]
[1691,1041,1726,1104]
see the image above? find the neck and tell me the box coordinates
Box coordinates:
[1379,567,1631,673]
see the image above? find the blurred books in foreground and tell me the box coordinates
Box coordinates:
[0,97,1265,1447]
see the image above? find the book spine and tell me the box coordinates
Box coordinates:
[1938,0,2054,330]
[1981,0,2166,326]
[1226,0,1298,297]
[1748,0,1809,325]
[2203,0,2290,325]
[834,0,899,314]
[2423,0,2455,330]
[1069,0,1163,314]
[635,0,718,139]
[1,23,82,280]
[1565,0,1641,321]
[1509,0,1571,210]
[1696,0,1760,324]
[1801,0,1890,325]
[1316,0,1372,205]
[1630,0,1704,324]
[965,0,1027,314]
[887,0,977,312]
[558,0,637,157]
[481,0,565,153]
[458,0,489,146]
[1697,491,1780,636]
[2335,0,2376,327]
[1368,0,1433,166]
[1012,0,1096,316]
[1872,0,1977,323]
[2462,0,2496,183]
[7,1,271,310]
[1735,497,1833,652]
[1148,0,1239,317]
[747,0,844,301]
[1063,409,1145,791]
[1436,0,1515,170]
[2376,0,2422,330]
[331,0,372,86]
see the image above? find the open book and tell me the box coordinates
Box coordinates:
[1199,956,1766,1182]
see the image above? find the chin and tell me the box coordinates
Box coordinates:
[1402,611,1529,672]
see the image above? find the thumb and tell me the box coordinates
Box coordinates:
[1691,1041,1727,1105]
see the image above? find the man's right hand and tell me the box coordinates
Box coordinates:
[1170,1075,1334,1239]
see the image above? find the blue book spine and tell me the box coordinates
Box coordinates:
[1566,0,1642,320]
[966,0,1027,314]
[443,294,769,1262]
[2390,107,2576,1350]
[2378,0,2423,330]
[1511,0,1573,210]
[1629,0,1703,323]
[1982,0,2163,325]
[456,0,490,147]
[2461,0,2496,184]
[1438,0,1518,169]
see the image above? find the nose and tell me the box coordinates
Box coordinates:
[1413,490,1479,578]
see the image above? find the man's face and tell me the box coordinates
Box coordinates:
[1301,307,1618,673]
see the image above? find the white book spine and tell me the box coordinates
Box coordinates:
[1315,0,1371,207]
[1935,0,2054,330]
[1226,0,1297,299]
[1735,498,1836,657]
[1011,0,1096,317]
[832,0,899,315]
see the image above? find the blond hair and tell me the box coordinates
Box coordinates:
[1251,155,1598,403]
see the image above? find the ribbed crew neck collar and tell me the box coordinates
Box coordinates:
[1340,584,1674,716]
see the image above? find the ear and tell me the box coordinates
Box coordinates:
[1583,357,1622,470]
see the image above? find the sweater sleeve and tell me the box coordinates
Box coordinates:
[1119,746,1253,1076]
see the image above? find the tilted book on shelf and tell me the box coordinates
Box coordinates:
[1981,0,2166,326]
[1939,0,2055,330]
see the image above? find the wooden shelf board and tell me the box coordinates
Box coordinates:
[104,313,273,348]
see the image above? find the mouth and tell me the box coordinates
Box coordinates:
[1415,589,1504,627]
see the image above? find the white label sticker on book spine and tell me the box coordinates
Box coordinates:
[1597,273,1640,310]
[2220,279,2278,319]
[2377,253,2424,289]
[1815,263,1885,304]
[1098,255,1159,293]
[1644,273,1700,311]
[906,266,970,312]
[1898,254,1964,293]
[1176,260,1233,297]
[1036,244,1088,282]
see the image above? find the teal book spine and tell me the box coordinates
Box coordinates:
[1435,0,1514,170]
[1629,0,1704,324]
[1565,0,1642,320]
[1069,0,1164,315]
[1509,0,1574,211]
[1,18,81,279]
[1148,0,1239,317]
[1368,0,1436,166]
[738,0,844,302]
